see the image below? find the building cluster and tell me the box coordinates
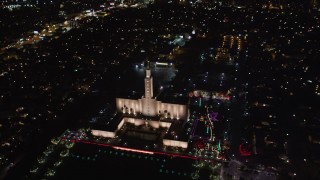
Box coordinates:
[0,1,320,179]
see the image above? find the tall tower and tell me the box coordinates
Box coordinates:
[144,61,153,99]
[141,61,157,117]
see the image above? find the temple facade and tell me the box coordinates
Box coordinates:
[115,65,188,120]
[92,65,189,149]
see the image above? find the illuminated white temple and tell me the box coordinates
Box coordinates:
[115,63,188,119]
[92,63,189,149]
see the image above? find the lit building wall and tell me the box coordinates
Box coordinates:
[141,98,158,116]
[163,139,188,148]
[117,119,125,130]
[126,117,136,124]
[92,130,115,138]
[159,121,171,128]
[116,98,140,114]
[123,117,160,129]
[160,103,188,120]
[116,99,188,120]
[147,120,160,128]
[133,119,146,126]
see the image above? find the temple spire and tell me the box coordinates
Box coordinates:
[146,60,151,78]
[146,60,150,69]
[145,60,153,98]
